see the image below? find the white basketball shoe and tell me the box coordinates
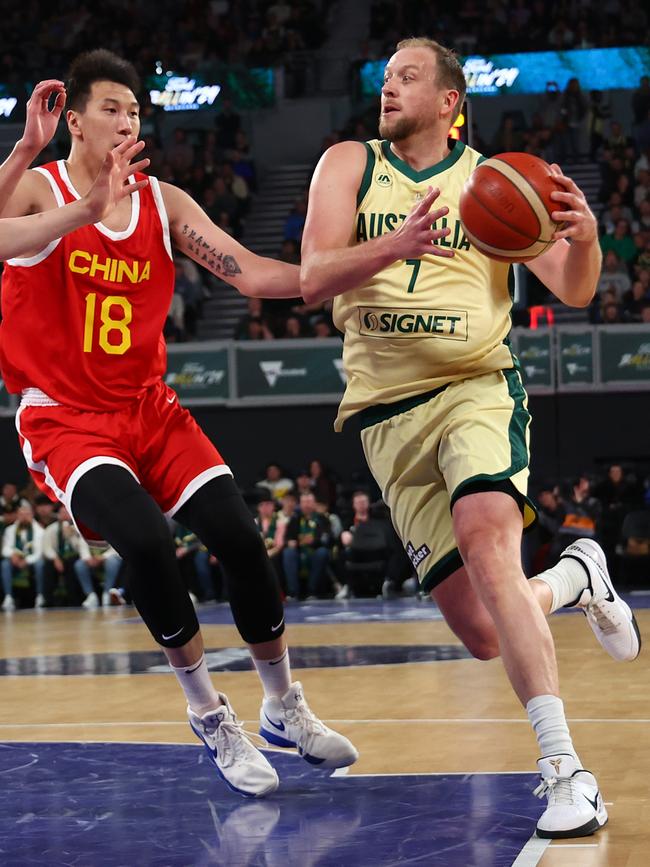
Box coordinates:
[188,694,279,798]
[535,754,608,838]
[259,681,359,768]
[560,538,641,661]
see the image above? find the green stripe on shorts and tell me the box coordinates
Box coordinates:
[448,368,534,515]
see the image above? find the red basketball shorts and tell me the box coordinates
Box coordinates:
[16,380,230,535]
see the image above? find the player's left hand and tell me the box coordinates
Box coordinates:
[21,80,67,155]
[548,164,598,243]
[84,137,150,222]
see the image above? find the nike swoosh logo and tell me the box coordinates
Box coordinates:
[161,626,184,641]
[167,396,176,404]
[269,650,288,666]
[264,712,285,732]
[185,660,203,674]
[270,618,284,632]
[583,793,599,811]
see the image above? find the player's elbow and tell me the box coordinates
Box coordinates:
[300,261,323,304]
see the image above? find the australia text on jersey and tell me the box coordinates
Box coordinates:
[356,213,470,250]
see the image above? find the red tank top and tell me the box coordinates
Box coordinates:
[0,161,175,411]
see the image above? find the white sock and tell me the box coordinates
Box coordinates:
[533,557,590,613]
[526,694,581,765]
[252,648,292,699]
[169,653,222,716]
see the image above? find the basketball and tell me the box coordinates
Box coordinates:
[459,152,569,263]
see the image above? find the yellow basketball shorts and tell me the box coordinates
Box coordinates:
[359,368,537,592]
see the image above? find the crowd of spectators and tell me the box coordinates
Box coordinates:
[526,463,650,585]
[0,0,329,85]
[3,459,649,610]
[368,0,649,57]
[0,482,124,611]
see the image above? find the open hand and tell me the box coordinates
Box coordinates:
[84,137,150,222]
[21,80,66,155]
[549,164,598,243]
[391,186,454,259]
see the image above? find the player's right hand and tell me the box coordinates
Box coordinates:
[84,137,150,222]
[21,80,67,155]
[391,186,454,260]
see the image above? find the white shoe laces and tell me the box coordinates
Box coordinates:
[285,696,327,737]
[534,775,578,806]
[589,602,619,635]
[202,714,262,769]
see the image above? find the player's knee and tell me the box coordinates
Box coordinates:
[465,637,500,661]
[218,521,268,570]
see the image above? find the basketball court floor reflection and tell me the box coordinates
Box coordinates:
[1,595,649,866]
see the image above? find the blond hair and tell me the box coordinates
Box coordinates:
[395,37,466,122]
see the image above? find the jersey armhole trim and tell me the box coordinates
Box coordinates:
[6,167,65,267]
[477,154,488,165]
[149,176,173,260]
[356,143,376,208]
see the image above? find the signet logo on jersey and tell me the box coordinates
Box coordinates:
[359,307,468,340]
[406,541,431,569]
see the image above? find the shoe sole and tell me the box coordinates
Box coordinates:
[536,814,607,839]
[259,725,359,769]
[190,723,279,798]
[564,540,642,661]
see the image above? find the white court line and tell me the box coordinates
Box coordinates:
[511,835,550,866]
[550,844,599,848]
[1,718,649,727]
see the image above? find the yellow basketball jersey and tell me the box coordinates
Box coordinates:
[333,139,515,430]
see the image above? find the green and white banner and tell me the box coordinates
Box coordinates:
[512,329,554,392]
[234,339,345,403]
[165,343,230,404]
[599,327,650,387]
[558,329,596,389]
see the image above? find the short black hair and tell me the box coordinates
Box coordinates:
[67,49,140,111]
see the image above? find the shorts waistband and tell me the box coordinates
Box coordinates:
[358,383,450,431]
[20,388,61,407]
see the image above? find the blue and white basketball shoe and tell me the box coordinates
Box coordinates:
[259,681,358,768]
[189,694,279,798]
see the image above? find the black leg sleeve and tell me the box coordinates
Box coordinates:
[70,465,199,648]
[176,475,285,644]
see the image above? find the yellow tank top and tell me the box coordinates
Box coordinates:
[333,139,514,430]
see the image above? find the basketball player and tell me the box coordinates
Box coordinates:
[301,38,640,838]
[0,80,148,262]
[0,53,357,797]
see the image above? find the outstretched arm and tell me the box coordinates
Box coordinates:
[300,141,453,305]
[0,138,149,261]
[0,79,67,216]
[526,165,601,307]
[163,183,300,298]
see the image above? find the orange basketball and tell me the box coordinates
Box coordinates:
[459,152,568,263]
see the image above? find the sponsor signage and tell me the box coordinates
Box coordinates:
[558,329,595,388]
[600,328,650,386]
[0,83,24,121]
[165,345,229,403]
[360,46,650,98]
[149,75,221,112]
[514,330,554,390]
[235,340,345,402]
[146,65,274,111]
[358,307,468,340]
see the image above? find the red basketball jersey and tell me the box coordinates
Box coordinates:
[0,161,175,411]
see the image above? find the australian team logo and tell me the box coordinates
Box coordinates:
[375,172,392,187]
[359,307,468,340]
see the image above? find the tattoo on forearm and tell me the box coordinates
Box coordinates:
[181,224,242,277]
